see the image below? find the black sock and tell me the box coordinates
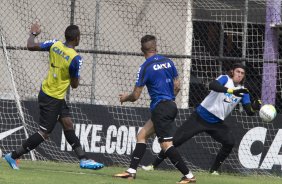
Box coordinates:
[210,144,233,172]
[165,146,189,175]
[11,146,27,160]
[64,130,86,160]
[129,143,146,170]
[12,132,45,159]
[152,150,166,168]
[74,146,87,160]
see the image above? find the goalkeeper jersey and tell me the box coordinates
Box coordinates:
[196,75,251,123]
[39,40,82,99]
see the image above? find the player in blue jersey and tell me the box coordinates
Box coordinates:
[142,63,261,175]
[114,35,196,184]
[4,22,104,170]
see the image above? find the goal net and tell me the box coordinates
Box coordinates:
[0,0,281,175]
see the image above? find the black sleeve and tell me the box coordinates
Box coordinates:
[243,103,256,116]
[209,80,229,93]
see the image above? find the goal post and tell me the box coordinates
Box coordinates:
[179,0,193,109]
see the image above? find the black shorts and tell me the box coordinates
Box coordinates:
[38,92,70,133]
[151,101,177,143]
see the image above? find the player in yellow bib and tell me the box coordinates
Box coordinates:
[42,40,81,99]
[4,22,104,170]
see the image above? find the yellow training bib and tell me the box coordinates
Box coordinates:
[41,41,78,99]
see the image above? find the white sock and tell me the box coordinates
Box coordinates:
[127,168,136,174]
[185,171,194,179]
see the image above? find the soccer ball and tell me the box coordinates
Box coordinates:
[259,104,277,123]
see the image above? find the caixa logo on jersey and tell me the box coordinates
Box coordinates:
[238,127,282,170]
[153,62,171,70]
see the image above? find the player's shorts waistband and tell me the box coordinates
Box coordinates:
[39,89,64,101]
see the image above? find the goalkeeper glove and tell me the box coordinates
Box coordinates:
[252,99,262,111]
[227,88,249,97]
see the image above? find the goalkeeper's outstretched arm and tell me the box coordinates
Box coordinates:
[209,80,228,93]
[243,99,262,116]
[209,80,249,97]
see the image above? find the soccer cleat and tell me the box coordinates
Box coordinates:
[176,176,196,184]
[141,164,154,171]
[210,171,220,175]
[114,171,136,179]
[80,159,104,170]
[4,153,19,170]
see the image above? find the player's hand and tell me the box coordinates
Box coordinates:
[227,88,249,97]
[30,21,41,36]
[252,99,262,110]
[119,93,128,105]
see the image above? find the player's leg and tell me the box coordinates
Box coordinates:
[5,93,60,169]
[114,119,154,179]
[59,101,85,160]
[161,141,196,184]
[173,112,205,147]
[59,101,103,170]
[60,117,84,158]
[60,117,104,170]
[207,123,235,174]
[152,101,196,184]
[143,112,204,170]
[129,119,154,169]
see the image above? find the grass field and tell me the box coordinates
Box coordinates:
[0,159,281,184]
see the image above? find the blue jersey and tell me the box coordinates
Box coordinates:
[136,54,178,111]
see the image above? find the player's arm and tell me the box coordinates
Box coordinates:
[119,65,145,104]
[70,78,79,89]
[242,95,261,116]
[209,76,248,97]
[209,75,232,92]
[209,79,228,92]
[27,22,42,51]
[27,22,57,51]
[174,77,180,97]
[119,86,144,104]
[171,61,180,96]
[69,55,83,89]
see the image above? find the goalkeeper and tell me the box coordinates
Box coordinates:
[4,22,104,170]
[142,63,261,175]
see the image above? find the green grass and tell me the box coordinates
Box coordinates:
[0,159,281,184]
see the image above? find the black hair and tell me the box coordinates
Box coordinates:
[227,63,246,85]
[232,63,246,71]
[65,25,80,42]
[141,35,156,53]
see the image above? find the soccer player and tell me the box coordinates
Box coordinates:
[142,63,261,175]
[114,35,196,184]
[4,22,104,170]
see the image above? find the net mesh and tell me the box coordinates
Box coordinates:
[0,0,281,174]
